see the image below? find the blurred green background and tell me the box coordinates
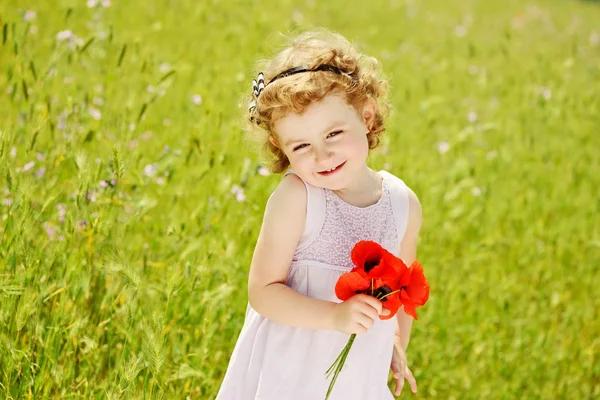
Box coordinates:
[1,0,599,398]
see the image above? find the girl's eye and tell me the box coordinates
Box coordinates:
[327,130,342,138]
[293,144,308,151]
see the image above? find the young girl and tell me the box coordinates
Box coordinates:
[216,30,422,400]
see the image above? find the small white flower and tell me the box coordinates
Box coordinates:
[36,152,45,161]
[468,111,477,123]
[191,94,202,105]
[89,107,102,120]
[36,168,46,178]
[292,10,304,24]
[140,131,153,140]
[487,150,498,160]
[156,177,165,185]
[10,147,17,158]
[454,25,467,37]
[540,87,551,100]
[258,167,269,176]
[437,141,450,154]
[23,161,35,171]
[590,31,599,47]
[144,163,159,177]
[472,187,482,196]
[93,97,104,106]
[101,0,111,7]
[87,0,99,7]
[45,223,55,239]
[231,184,246,202]
[95,158,101,164]
[99,180,109,188]
[56,30,74,41]
[24,10,37,22]
[235,191,246,202]
[159,62,171,74]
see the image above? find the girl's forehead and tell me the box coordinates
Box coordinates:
[274,94,358,137]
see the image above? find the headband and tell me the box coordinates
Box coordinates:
[248,64,344,122]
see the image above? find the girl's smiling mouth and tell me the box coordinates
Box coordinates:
[318,161,346,176]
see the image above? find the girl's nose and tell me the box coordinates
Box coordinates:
[313,146,332,164]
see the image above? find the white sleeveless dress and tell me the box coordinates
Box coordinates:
[215,170,411,400]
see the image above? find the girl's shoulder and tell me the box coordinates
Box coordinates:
[266,172,307,213]
[379,170,422,239]
[274,170,326,252]
[380,170,419,203]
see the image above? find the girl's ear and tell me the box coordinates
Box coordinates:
[362,98,378,131]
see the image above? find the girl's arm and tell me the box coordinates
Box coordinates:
[247,174,337,331]
[394,188,423,351]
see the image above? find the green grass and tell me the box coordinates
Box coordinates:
[1,0,599,398]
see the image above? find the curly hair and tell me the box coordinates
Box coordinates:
[245,30,391,173]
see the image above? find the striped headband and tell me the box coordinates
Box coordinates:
[248,64,344,122]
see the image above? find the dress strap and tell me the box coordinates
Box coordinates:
[379,170,410,245]
[284,170,326,251]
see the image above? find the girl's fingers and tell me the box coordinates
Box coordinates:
[359,313,374,329]
[395,378,404,396]
[405,366,418,393]
[361,302,379,321]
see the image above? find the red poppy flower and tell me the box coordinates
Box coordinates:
[377,290,402,320]
[335,241,410,320]
[398,261,430,320]
[326,241,429,400]
[334,268,372,301]
[350,241,401,284]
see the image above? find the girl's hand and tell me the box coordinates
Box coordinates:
[390,341,417,396]
[331,294,391,335]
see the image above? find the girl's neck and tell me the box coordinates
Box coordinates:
[332,167,383,208]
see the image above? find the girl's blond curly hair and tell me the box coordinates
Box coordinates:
[244,30,391,173]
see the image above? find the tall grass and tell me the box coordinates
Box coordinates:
[1,0,599,398]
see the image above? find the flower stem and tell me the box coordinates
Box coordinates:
[325,334,356,399]
[378,289,401,301]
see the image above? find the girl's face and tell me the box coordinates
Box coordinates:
[272,93,375,190]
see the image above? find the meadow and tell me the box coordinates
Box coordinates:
[1,0,599,398]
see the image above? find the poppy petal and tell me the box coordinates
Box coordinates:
[403,303,418,320]
[351,241,385,272]
[335,271,370,301]
[399,291,417,319]
[365,247,395,277]
[405,261,430,305]
[379,292,402,320]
